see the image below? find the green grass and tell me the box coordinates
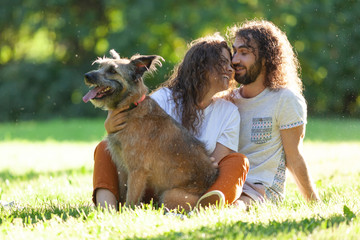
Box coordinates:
[1,117,359,143]
[0,118,360,239]
[0,118,106,142]
[305,117,360,142]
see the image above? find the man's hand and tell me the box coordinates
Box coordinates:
[104,106,130,134]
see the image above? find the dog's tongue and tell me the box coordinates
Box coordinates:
[82,87,102,103]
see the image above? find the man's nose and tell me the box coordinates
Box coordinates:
[227,64,234,74]
[232,53,240,65]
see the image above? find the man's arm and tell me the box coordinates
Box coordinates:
[280,125,320,202]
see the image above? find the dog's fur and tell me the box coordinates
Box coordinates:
[83,50,218,211]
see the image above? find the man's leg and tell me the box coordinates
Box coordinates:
[235,182,267,207]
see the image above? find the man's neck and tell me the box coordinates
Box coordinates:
[240,76,266,98]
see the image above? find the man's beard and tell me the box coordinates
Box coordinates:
[234,58,262,85]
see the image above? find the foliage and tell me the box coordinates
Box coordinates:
[0,0,360,121]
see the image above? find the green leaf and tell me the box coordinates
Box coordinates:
[343,205,356,221]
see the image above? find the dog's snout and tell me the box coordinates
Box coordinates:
[84,72,96,83]
[84,72,92,81]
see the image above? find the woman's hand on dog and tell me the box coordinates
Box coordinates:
[209,157,219,168]
[104,107,130,134]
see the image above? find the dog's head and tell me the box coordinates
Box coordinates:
[83,49,164,110]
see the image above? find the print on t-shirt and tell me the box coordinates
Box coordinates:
[251,117,272,144]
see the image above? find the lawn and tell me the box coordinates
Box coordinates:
[0,118,359,239]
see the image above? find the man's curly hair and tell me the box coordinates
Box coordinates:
[227,19,303,94]
[161,33,234,134]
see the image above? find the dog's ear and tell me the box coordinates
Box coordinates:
[109,49,120,59]
[131,55,164,78]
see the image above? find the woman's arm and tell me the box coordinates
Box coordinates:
[104,106,130,134]
[211,142,236,165]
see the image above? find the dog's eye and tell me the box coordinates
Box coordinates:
[108,67,117,74]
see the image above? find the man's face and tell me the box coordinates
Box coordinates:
[232,36,262,85]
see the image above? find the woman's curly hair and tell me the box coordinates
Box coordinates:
[161,34,234,134]
[227,19,303,94]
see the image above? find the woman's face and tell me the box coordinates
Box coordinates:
[208,48,234,93]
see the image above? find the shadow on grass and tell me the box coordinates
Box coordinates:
[0,204,95,225]
[0,166,92,182]
[1,204,356,238]
[0,167,95,225]
[146,214,355,239]
[2,207,354,236]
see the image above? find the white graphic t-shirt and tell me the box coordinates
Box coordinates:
[151,87,240,154]
[232,87,307,201]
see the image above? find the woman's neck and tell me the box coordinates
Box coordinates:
[198,95,213,109]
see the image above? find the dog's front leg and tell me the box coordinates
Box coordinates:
[125,169,148,207]
[118,168,128,204]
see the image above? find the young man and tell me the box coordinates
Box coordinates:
[228,20,320,204]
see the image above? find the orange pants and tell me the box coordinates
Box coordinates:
[93,140,249,205]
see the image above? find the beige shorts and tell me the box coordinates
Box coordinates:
[241,181,283,203]
[241,181,266,203]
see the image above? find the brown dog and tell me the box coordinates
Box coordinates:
[83,50,218,211]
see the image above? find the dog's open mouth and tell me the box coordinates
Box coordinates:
[82,86,114,103]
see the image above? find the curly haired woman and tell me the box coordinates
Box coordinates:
[228,19,320,205]
[93,34,249,210]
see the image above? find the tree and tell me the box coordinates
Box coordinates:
[0,0,359,121]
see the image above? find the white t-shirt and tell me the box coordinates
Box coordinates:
[232,87,307,201]
[150,88,240,154]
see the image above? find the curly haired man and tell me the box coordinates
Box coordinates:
[91,20,320,209]
[228,20,320,205]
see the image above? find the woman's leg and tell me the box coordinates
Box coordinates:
[93,140,120,209]
[95,189,118,210]
[198,153,249,207]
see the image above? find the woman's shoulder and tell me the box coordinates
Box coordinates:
[212,98,239,116]
[214,97,234,105]
[210,98,240,130]
[150,87,174,103]
[150,87,171,97]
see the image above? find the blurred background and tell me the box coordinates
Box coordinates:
[0,0,359,122]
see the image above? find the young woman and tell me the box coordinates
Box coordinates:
[93,34,249,210]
